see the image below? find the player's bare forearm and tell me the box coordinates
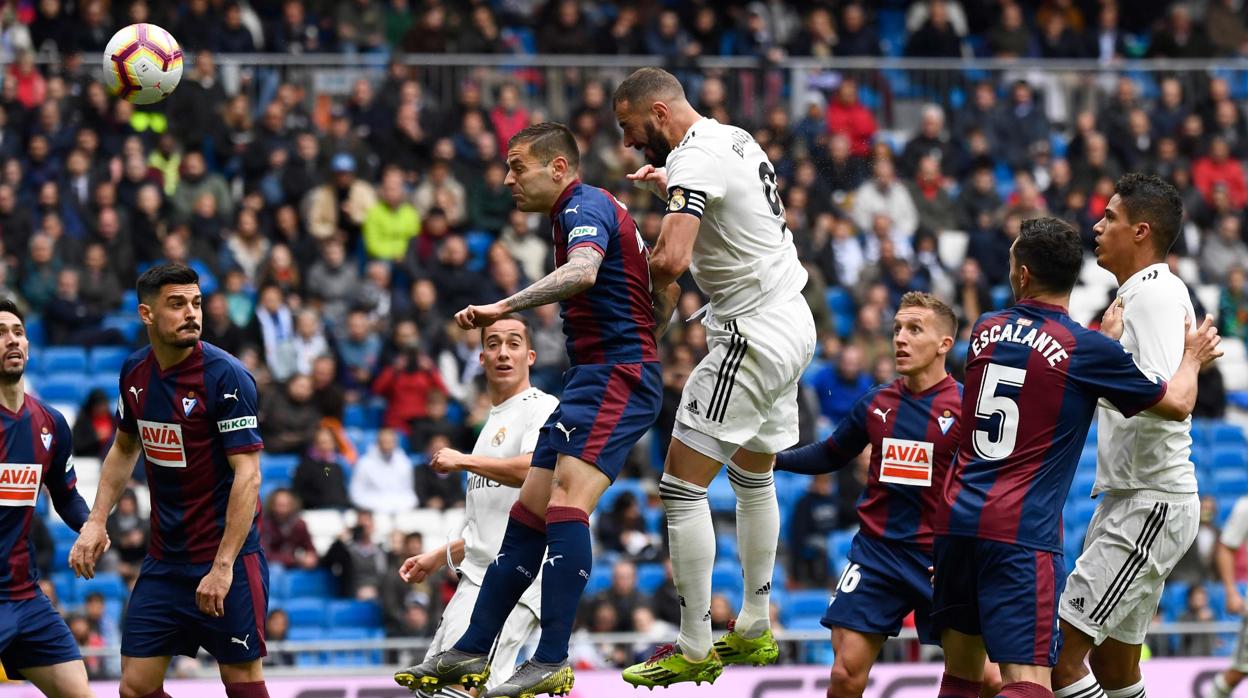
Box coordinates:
[1148,357,1198,421]
[88,431,142,524]
[214,450,261,569]
[653,283,679,338]
[462,453,532,488]
[500,247,603,313]
[649,213,699,289]
[1216,543,1238,591]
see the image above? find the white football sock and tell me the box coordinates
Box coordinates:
[1054,673,1106,698]
[660,472,716,662]
[1104,679,1146,698]
[726,461,778,640]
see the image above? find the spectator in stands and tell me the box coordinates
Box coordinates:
[262,488,319,570]
[598,491,659,561]
[78,242,123,316]
[907,156,957,234]
[372,322,447,432]
[955,161,1001,231]
[323,509,389,600]
[255,284,297,381]
[350,428,417,513]
[105,488,147,586]
[468,161,515,235]
[72,388,117,459]
[995,80,1051,169]
[789,473,838,587]
[905,0,964,57]
[901,105,961,179]
[83,591,121,677]
[825,78,876,160]
[1220,267,1248,341]
[987,1,1033,57]
[303,153,377,242]
[953,258,993,337]
[364,167,421,262]
[337,308,383,391]
[171,150,232,225]
[788,5,835,57]
[262,373,321,454]
[414,432,465,510]
[291,309,331,377]
[1178,585,1218,656]
[810,345,872,424]
[1194,137,1248,209]
[44,268,126,347]
[305,239,359,330]
[309,355,347,424]
[1207,0,1248,55]
[68,613,108,679]
[583,560,645,633]
[201,292,248,357]
[336,0,386,53]
[500,209,549,283]
[381,531,437,637]
[257,243,302,297]
[1201,215,1248,285]
[852,157,918,238]
[263,609,294,667]
[1148,4,1214,58]
[410,390,469,454]
[293,427,353,511]
[21,233,59,312]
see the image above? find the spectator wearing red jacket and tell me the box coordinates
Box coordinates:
[372,341,449,433]
[826,78,877,159]
[489,83,529,155]
[261,488,319,569]
[1193,137,1248,208]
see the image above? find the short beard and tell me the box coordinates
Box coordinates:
[163,329,200,349]
[0,367,22,385]
[643,122,672,166]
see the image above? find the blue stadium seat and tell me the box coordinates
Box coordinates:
[343,404,368,429]
[50,571,77,606]
[327,599,381,629]
[268,564,289,602]
[25,317,44,346]
[829,531,855,562]
[121,290,139,313]
[88,374,120,403]
[990,285,1012,310]
[1217,495,1241,527]
[716,533,738,563]
[288,626,327,666]
[711,561,743,595]
[1161,581,1189,621]
[284,598,328,627]
[781,589,832,626]
[1213,466,1248,496]
[584,564,612,596]
[325,627,382,665]
[1068,498,1098,531]
[642,506,663,534]
[1214,424,1246,447]
[47,519,79,545]
[261,454,299,483]
[88,346,131,374]
[102,314,141,341]
[286,569,335,599]
[259,481,283,506]
[707,477,735,513]
[78,572,128,602]
[41,347,87,374]
[597,478,645,513]
[636,563,666,594]
[38,374,88,405]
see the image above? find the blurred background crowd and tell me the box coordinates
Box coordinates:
[5,0,1248,676]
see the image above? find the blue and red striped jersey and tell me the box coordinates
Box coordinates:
[550,180,659,366]
[939,300,1167,552]
[115,342,264,564]
[822,375,963,550]
[0,395,87,600]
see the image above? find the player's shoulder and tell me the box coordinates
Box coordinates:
[200,342,255,384]
[521,387,559,407]
[119,346,154,377]
[1126,266,1192,307]
[667,120,728,163]
[857,382,893,406]
[25,394,70,432]
[557,184,618,229]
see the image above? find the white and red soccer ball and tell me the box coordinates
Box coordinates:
[102,23,184,105]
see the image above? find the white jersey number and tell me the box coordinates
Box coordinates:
[972,363,1028,461]
[757,162,788,240]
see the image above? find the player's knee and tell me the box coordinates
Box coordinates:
[1087,652,1138,688]
[1225,669,1245,687]
[118,681,160,698]
[827,662,868,698]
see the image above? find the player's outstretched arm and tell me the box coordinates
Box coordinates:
[454,247,604,329]
[399,539,465,583]
[627,164,668,200]
[432,447,531,487]
[70,430,141,579]
[649,213,699,291]
[774,439,855,475]
[196,450,261,618]
[653,282,680,338]
[1146,315,1222,421]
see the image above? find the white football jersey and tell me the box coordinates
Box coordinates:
[663,117,808,319]
[458,387,559,611]
[1094,263,1197,495]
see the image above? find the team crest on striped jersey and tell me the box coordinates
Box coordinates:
[181,391,198,416]
[40,426,52,451]
[0,463,41,506]
[938,410,955,435]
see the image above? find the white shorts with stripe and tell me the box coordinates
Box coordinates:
[674,294,816,455]
[424,576,540,690]
[1059,490,1200,645]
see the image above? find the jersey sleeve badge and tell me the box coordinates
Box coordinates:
[668,187,687,212]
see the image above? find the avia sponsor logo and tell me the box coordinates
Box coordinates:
[217,416,258,433]
[0,463,42,507]
[138,419,187,468]
[879,437,934,487]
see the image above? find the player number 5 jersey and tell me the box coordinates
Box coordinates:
[663,117,807,319]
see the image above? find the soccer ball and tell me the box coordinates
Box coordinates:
[102,23,184,105]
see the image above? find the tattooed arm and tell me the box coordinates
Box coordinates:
[454,247,604,329]
[653,282,680,338]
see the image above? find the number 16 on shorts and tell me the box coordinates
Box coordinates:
[834,562,863,599]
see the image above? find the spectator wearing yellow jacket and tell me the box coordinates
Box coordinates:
[364,168,422,261]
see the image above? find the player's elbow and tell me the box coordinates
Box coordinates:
[1151,392,1192,421]
[651,251,690,283]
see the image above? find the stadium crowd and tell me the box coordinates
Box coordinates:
[5,0,1248,676]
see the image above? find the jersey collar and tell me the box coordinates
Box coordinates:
[899,373,956,398]
[491,387,535,413]
[1118,263,1168,296]
[1017,298,1068,314]
[156,341,203,377]
[549,179,582,219]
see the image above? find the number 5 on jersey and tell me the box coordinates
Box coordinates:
[973,363,1027,460]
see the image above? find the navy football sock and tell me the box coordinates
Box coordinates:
[452,502,546,654]
[532,505,592,664]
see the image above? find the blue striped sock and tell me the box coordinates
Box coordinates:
[452,502,546,654]
[531,505,592,664]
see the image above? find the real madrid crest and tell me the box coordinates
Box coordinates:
[668,187,686,212]
[492,427,507,447]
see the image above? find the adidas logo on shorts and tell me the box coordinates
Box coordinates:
[684,400,700,416]
[1068,597,1086,613]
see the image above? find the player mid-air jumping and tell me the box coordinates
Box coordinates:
[932,218,1221,698]
[613,66,816,690]
[70,264,270,698]
[397,315,558,698]
[394,122,667,698]
[0,298,94,698]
